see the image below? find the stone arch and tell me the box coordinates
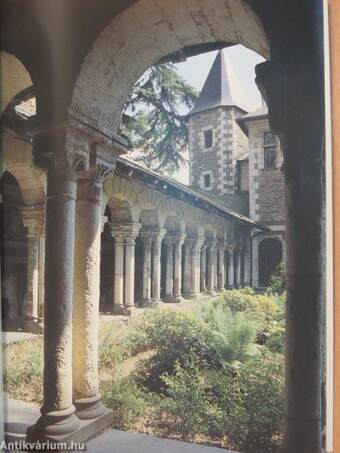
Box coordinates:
[1,133,46,205]
[0,170,29,324]
[108,198,135,224]
[70,0,270,133]
[258,237,283,287]
[0,52,33,116]
[139,209,160,229]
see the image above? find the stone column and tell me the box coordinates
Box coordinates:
[38,235,45,318]
[185,236,204,298]
[73,169,106,419]
[22,207,45,326]
[151,229,166,302]
[140,232,153,306]
[124,224,141,309]
[200,244,207,292]
[235,249,241,288]
[256,41,324,451]
[243,247,251,287]
[163,237,174,301]
[217,243,226,292]
[28,160,80,440]
[172,233,186,302]
[182,243,191,297]
[109,226,125,313]
[206,240,217,296]
[227,245,235,288]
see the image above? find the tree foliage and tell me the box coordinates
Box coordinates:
[121,63,198,172]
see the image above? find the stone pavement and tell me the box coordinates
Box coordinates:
[1,331,38,345]
[86,429,236,453]
[3,398,237,452]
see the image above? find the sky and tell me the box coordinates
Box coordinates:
[171,44,265,184]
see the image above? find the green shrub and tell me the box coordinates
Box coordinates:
[209,351,284,453]
[151,363,214,441]
[213,290,286,354]
[99,321,128,370]
[3,339,43,404]
[199,303,259,369]
[267,262,286,295]
[126,309,209,391]
[101,375,148,430]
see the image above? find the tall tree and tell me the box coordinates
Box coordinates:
[121,63,198,173]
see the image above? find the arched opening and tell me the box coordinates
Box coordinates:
[0,171,28,327]
[258,237,282,287]
[0,51,33,116]
[70,0,269,134]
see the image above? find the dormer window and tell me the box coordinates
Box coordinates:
[204,129,213,149]
[263,131,277,169]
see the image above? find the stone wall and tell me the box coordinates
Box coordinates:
[189,106,249,196]
[248,118,285,224]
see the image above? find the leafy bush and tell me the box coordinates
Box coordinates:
[267,262,286,295]
[99,321,128,369]
[151,350,284,452]
[3,339,43,404]
[213,289,286,354]
[199,303,259,369]
[227,351,284,452]
[101,375,148,430]
[151,363,213,441]
[126,309,209,391]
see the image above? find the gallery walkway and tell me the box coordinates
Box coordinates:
[4,398,237,453]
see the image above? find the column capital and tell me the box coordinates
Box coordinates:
[206,238,217,250]
[21,205,45,237]
[33,114,127,173]
[185,235,204,250]
[255,58,322,136]
[168,232,187,247]
[227,244,235,253]
[217,240,227,251]
[110,222,142,242]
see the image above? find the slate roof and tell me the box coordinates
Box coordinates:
[190,48,249,115]
[236,104,268,135]
[116,157,267,231]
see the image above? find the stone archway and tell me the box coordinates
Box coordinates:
[258,237,282,287]
[70,0,270,134]
[0,171,28,327]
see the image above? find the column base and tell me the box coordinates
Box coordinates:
[163,295,182,303]
[112,305,129,316]
[182,292,198,300]
[139,298,157,308]
[23,317,44,334]
[26,406,80,440]
[27,407,113,444]
[206,289,217,296]
[74,395,106,420]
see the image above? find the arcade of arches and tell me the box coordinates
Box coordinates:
[1,135,261,325]
[0,1,327,452]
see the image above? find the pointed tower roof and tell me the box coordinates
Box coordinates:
[191,48,249,115]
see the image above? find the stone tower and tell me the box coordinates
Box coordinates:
[188,49,249,198]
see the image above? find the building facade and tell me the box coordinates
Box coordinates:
[189,49,285,288]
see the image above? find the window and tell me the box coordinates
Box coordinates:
[204,129,213,148]
[203,173,211,189]
[263,131,277,169]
